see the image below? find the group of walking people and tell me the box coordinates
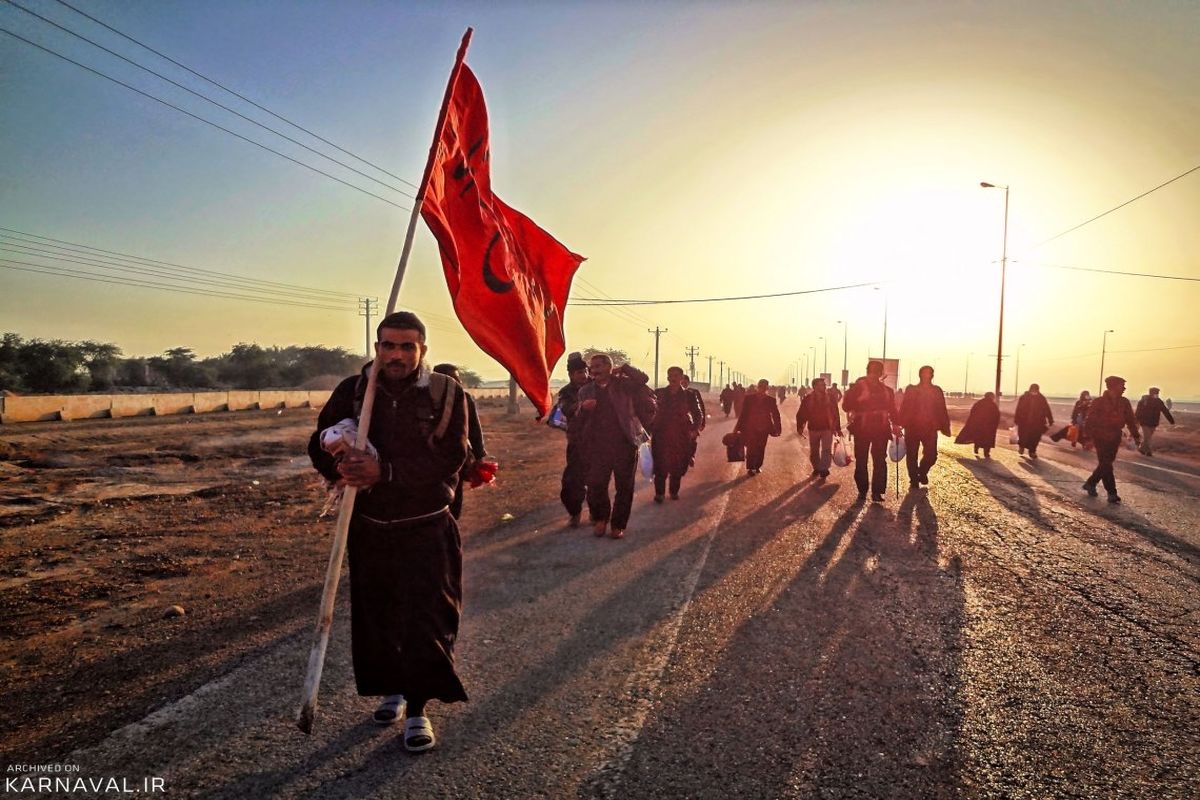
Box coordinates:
[305,310,1178,756]
[553,352,708,539]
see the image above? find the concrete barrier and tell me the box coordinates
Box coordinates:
[258,390,289,409]
[0,390,335,424]
[59,395,113,421]
[192,392,229,414]
[110,396,157,419]
[226,391,258,412]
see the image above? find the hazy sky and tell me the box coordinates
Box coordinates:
[2,0,1198,398]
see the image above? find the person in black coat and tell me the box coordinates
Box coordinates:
[897,365,951,487]
[734,379,781,475]
[795,377,842,480]
[651,367,704,500]
[955,392,1000,458]
[1084,376,1141,503]
[553,352,590,526]
[1014,383,1054,459]
[1135,387,1175,457]
[843,360,898,501]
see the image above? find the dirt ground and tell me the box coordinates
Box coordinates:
[0,401,564,765]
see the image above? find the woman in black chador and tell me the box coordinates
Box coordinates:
[1014,383,1054,459]
[955,391,1001,458]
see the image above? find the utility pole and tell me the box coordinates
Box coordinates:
[684,345,701,380]
[707,355,714,385]
[719,360,725,387]
[358,297,379,357]
[647,327,668,388]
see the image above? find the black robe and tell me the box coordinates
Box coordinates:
[955,397,1000,449]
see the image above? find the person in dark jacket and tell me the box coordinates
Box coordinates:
[734,379,782,475]
[1135,387,1175,456]
[554,352,590,526]
[651,367,704,500]
[308,311,468,752]
[681,374,706,466]
[719,384,734,417]
[433,363,487,520]
[1014,383,1054,459]
[843,360,898,501]
[576,354,651,539]
[1083,375,1141,503]
[1051,390,1092,448]
[795,377,842,480]
[898,365,952,487]
[955,392,1000,458]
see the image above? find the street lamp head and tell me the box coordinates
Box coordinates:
[980,181,995,188]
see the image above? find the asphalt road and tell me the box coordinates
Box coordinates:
[43,404,1199,799]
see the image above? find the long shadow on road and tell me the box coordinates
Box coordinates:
[606,484,966,799]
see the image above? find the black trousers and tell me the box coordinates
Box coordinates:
[347,511,467,703]
[560,441,587,516]
[653,472,682,497]
[586,442,638,530]
[905,429,939,481]
[1087,435,1121,494]
[853,433,889,495]
[745,431,770,470]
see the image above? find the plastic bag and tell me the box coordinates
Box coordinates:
[1008,426,1019,445]
[831,435,849,468]
[546,405,568,431]
[639,441,654,479]
[888,434,906,462]
[1066,424,1079,444]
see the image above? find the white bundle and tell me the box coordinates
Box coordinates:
[320,418,378,460]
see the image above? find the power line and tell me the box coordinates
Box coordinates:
[0,227,462,331]
[1,258,462,338]
[1032,162,1200,248]
[0,242,370,304]
[0,232,372,302]
[50,0,419,191]
[0,25,413,211]
[1111,343,1200,355]
[0,258,355,310]
[1013,260,1200,283]
[570,281,878,306]
[3,0,415,200]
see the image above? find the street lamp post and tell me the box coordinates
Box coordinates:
[1099,330,1115,394]
[963,353,971,396]
[810,346,818,381]
[981,181,1009,400]
[1013,343,1025,398]
[873,286,889,358]
[836,320,848,385]
[819,336,828,374]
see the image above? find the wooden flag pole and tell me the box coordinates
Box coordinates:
[297,27,474,735]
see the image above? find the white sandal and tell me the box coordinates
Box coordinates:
[373,695,405,726]
[404,716,436,752]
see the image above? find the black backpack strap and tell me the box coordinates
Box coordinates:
[429,372,456,441]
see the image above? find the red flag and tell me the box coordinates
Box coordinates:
[421,63,584,417]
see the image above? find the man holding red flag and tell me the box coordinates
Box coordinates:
[421,61,584,417]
